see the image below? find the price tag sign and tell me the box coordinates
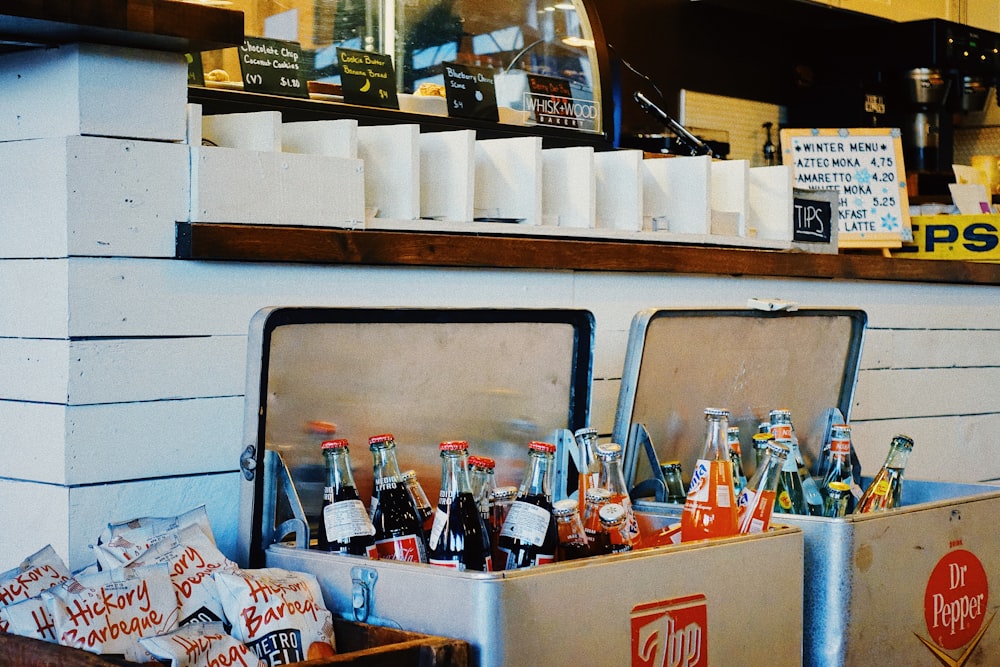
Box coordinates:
[442,62,498,122]
[238,36,307,98]
[337,47,399,110]
[781,127,911,248]
[186,52,204,87]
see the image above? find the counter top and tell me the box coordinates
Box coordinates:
[176,222,1000,286]
[0,0,243,54]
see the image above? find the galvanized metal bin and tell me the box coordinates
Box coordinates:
[237,307,804,667]
[614,306,1000,666]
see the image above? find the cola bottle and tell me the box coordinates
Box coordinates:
[401,468,435,533]
[573,427,602,517]
[552,498,592,561]
[680,408,739,542]
[368,434,428,563]
[497,441,559,569]
[581,486,612,548]
[736,439,789,534]
[855,434,915,513]
[489,485,517,570]
[467,455,497,523]
[317,438,378,557]
[592,503,636,555]
[427,441,492,571]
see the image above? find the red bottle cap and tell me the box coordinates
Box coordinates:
[368,434,395,446]
[467,455,495,469]
[439,440,469,451]
[528,441,556,454]
[321,439,350,450]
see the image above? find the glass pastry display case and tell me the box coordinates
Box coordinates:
[192,0,608,138]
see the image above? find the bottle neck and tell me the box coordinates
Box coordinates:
[519,451,553,499]
[575,432,601,472]
[884,443,913,470]
[439,450,472,500]
[599,455,627,493]
[702,415,729,460]
[324,449,357,490]
[371,443,403,482]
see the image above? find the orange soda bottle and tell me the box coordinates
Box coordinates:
[680,408,739,542]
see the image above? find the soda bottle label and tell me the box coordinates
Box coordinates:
[428,557,463,570]
[374,535,426,562]
[681,459,738,542]
[427,508,448,550]
[771,424,792,441]
[777,490,792,510]
[323,499,376,543]
[831,435,851,455]
[872,479,891,496]
[499,501,551,547]
[534,554,555,566]
[737,488,777,534]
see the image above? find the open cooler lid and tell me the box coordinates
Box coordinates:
[612,307,866,498]
[236,307,594,567]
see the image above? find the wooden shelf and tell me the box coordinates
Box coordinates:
[176,223,1000,286]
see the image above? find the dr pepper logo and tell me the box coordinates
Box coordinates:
[631,594,707,667]
[916,548,996,665]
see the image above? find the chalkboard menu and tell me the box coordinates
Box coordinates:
[238,37,308,98]
[337,47,399,110]
[780,128,912,248]
[442,62,498,122]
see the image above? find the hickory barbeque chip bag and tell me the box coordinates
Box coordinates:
[1,595,59,643]
[127,523,238,627]
[0,545,71,617]
[214,568,337,665]
[43,562,179,662]
[96,505,215,569]
[140,621,265,667]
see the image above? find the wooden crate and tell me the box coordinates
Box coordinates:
[0,618,468,667]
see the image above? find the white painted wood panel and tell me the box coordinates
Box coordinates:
[852,367,1000,419]
[0,44,186,142]
[0,473,240,573]
[0,397,243,485]
[0,137,187,259]
[861,328,1000,369]
[0,336,245,404]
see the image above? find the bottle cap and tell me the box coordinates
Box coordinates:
[598,502,626,525]
[552,499,578,517]
[892,434,915,450]
[827,481,851,494]
[595,442,623,460]
[704,407,730,419]
[467,455,495,469]
[584,487,612,503]
[769,408,792,420]
[401,469,418,482]
[528,441,556,454]
[439,440,469,452]
[573,427,598,439]
[491,486,518,501]
[307,420,337,435]
[752,433,774,447]
[727,426,740,434]
[321,439,350,450]
[767,441,790,458]
[368,434,395,447]
[661,461,682,473]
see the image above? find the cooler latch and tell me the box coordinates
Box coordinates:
[240,444,257,481]
[350,566,378,623]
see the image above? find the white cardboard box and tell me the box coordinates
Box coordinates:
[420,129,476,222]
[0,43,187,142]
[475,136,543,225]
[542,146,596,228]
[642,155,711,233]
[357,124,421,220]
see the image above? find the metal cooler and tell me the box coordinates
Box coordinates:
[613,306,1000,666]
[236,307,804,667]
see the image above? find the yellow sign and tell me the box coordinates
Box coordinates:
[781,127,911,249]
[894,215,1000,262]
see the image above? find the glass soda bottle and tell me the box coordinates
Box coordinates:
[401,468,435,533]
[736,439,789,534]
[573,427,603,518]
[824,481,851,518]
[752,432,774,471]
[660,462,686,503]
[467,455,497,523]
[592,503,636,555]
[497,441,560,569]
[552,499,592,561]
[770,409,823,515]
[317,439,378,557]
[596,442,642,547]
[368,434,428,563]
[774,430,809,516]
[820,424,858,514]
[489,485,517,570]
[581,486,612,549]
[727,426,747,496]
[427,441,492,571]
[680,408,739,542]
[855,434,915,513]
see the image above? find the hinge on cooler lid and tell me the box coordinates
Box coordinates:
[628,422,669,503]
[261,449,310,549]
[351,567,378,623]
[553,428,576,501]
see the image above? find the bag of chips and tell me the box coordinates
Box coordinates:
[96,505,215,568]
[214,568,336,665]
[140,621,266,667]
[0,544,71,614]
[44,562,179,662]
[1,595,59,643]
[127,523,238,627]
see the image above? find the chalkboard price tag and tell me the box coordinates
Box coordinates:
[525,74,580,129]
[781,127,912,249]
[793,188,838,244]
[442,62,499,122]
[337,47,399,110]
[186,52,204,87]
[238,37,308,98]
